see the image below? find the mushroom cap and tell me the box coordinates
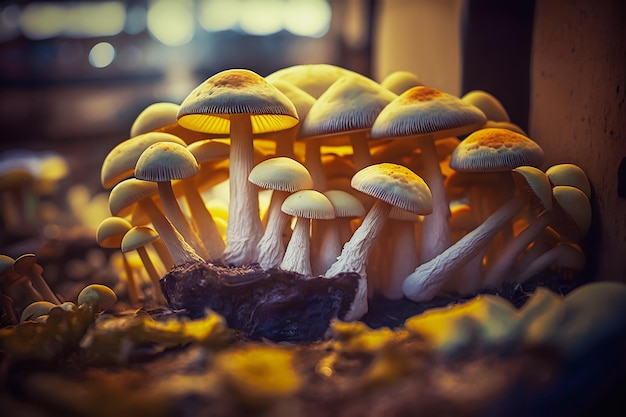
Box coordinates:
[130,102,210,142]
[380,70,423,95]
[552,185,592,240]
[77,284,117,311]
[461,90,510,122]
[511,166,553,212]
[450,128,545,172]
[281,189,336,220]
[96,217,133,248]
[101,132,187,189]
[370,86,487,141]
[351,163,433,215]
[21,301,56,322]
[300,73,397,139]
[265,63,353,98]
[108,178,159,217]
[121,226,160,252]
[248,157,313,192]
[546,163,591,198]
[269,79,317,121]
[0,254,18,279]
[482,120,527,136]
[177,69,299,135]
[135,141,199,182]
[13,253,38,275]
[323,189,366,218]
[187,140,231,165]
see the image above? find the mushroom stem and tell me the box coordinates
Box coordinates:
[304,141,326,191]
[151,238,175,271]
[280,216,312,276]
[482,210,552,288]
[138,198,203,266]
[350,131,373,171]
[136,246,167,304]
[223,114,264,265]
[121,252,140,305]
[384,219,418,300]
[326,200,392,321]
[418,136,451,263]
[27,265,61,305]
[403,195,528,302]
[314,219,343,276]
[518,243,585,283]
[157,181,210,260]
[181,179,225,262]
[256,190,291,269]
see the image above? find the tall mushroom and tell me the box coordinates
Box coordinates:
[177,69,299,266]
[135,141,209,260]
[280,190,335,276]
[248,157,313,269]
[325,163,433,321]
[371,86,487,264]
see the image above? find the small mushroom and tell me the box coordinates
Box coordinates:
[13,254,60,305]
[325,163,433,320]
[108,178,203,266]
[130,102,209,143]
[77,284,117,312]
[20,300,56,322]
[121,226,167,305]
[280,190,335,276]
[461,90,511,122]
[249,157,313,269]
[380,70,423,95]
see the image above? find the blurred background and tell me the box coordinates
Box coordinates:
[0,0,534,189]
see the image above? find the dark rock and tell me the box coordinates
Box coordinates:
[160,261,360,342]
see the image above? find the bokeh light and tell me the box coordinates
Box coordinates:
[147,0,194,46]
[88,42,116,68]
[198,0,240,32]
[284,0,331,38]
[238,0,285,36]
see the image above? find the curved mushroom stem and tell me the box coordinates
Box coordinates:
[403,195,528,302]
[181,179,225,262]
[256,190,291,269]
[138,198,203,266]
[280,216,312,276]
[326,199,392,320]
[223,114,264,265]
[418,136,451,263]
[518,243,585,283]
[157,181,210,260]
[482,210,552,288]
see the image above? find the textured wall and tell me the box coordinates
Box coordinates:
[530,0,626,281]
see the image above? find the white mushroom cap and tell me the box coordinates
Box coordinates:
[108,179,159,217]
[121,226,160,253]
[546,163,591,198]
[323,190,366,218]
[281,189,336,220]
[249,157,313,192]
[135,142,199,182]
[461,90,510,122]
[96,217,133,249]
[130,102,210,142]
[351,163,433,215]
[265,63,354,98]
[380,70,423,95]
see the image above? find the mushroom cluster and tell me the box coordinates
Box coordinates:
[92,64,591,321]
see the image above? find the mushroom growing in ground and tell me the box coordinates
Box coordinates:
[325,163,433,321]
[177,69,299,266]
[248,157,313,270]
[13,254,60,305]
[280,189,335,276]
[371,86,487,264]
[402,166,553,302]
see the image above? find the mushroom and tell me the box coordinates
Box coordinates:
[371,86,487,264]
[403,166,553,302]
[135,141,209,260]
[77,284,117,312]
[13,253,60,305]
[279,190,335,276]
[121,226,167,304]
[460,90,511,122]
[20,300,56,322]
[518,242,585,283]
[380,70,423,95]
[299,73,397,172]
[130,102,209,143]
[545,163,591,198]
[248,157,313,269]
[108,178,203,266]
[325,163,433,321]
[177,69,299,266]
[96,216,140,305]
[313,190,366,276]
[265,63,354,98]
[101,131,187,190]
[1,254,43,304]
